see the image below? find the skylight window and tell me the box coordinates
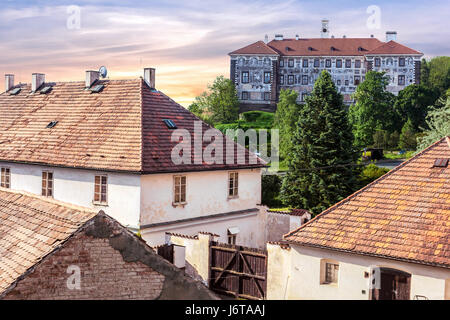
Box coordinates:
[163,119,177,129]
[46,121,58,129]
[9,88,21,95]
[433,158,449,168]
[90,84,104,93]
[40,86,53,94]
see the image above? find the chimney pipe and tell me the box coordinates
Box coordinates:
[85,70,100,88]
[295,34,299,40]
[32,73,45,92]
[144,68,156,89]
[5,74,14,92]
[386,31,397,42]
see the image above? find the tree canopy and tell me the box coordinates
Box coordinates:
[280,71,358,215]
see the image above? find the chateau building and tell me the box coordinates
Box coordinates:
[229,20,423,112]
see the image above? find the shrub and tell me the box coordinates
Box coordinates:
[261,175,283,207]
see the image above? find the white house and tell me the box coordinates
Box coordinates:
[0,68,266,247]
[267,137,450,300]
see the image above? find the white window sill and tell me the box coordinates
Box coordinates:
[172,202,187,208]
[93,201,109,207]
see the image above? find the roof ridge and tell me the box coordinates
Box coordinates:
[0,186,96,213]
[283,136,449,239]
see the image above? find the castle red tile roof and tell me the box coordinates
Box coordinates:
[0,188,97,294]
[229,40,279,55]
[284,137,450,269]
[230,38,422,57]
[0,79,265,173]
[366,40,422,55]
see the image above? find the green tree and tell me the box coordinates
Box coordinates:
[425,56,450,96]
[349,71,397,148]
[192,76,239,124]
[394,84,439,132]
[273,89,300,160]
[280,71,358,215]
[416,95,450,151]
[399,119,417,150]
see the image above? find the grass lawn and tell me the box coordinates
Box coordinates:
[384,150,415,160]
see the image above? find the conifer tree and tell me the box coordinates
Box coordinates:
[280,71,358,214]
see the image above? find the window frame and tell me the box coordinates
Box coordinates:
[336,59,342,68]
[288,59,294,67]
[288,75,294,85]
[94,174,108,205]
[227,232,237,245]
[241,91,249,100]
[313,58,320,68]
[398,75,405,85]
[241,71,249,84]
[173,175,187,205]
[302,75,308,85]
[354,75,361,85]
[320,259,340,285]
[399,57,405,67]
[280,75,284,85]
[325,59,331,68]
[355,60,361,68]
[374,57,381,67]
[42,171,53,198]
[345,59,352,68]
[0,167,10,189]
[302,59,308,67]
[279,59,284,67]
[264,71,271,84]
[228,171,239,198]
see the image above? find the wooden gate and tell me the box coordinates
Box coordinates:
[209,241,267,300]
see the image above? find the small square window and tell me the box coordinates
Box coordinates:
[345,59,351,68]
[1,167,10,189]
[374,58,381,67]
[264,92,270,101]
[355,60,361,68]
[345,80,349,86]
[354,76,361,85]
[398,75,405,85]
[279,60,284,67]
[302,75,308,85]
[337,79,341,85]
[325,59,331,68]
[336,59,342,68]
[288,59,294,67]
[314,58,320,68]
[241,91,249,100]
[288,75,294,85]
[242,71,249,83]
[325,263,339,284]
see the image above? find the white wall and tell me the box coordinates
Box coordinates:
[140,168,261,225]
[267,244,450,300]
[2,162,141,229]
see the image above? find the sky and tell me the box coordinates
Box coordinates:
[0,0,449,106]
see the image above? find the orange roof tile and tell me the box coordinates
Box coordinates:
[0,79,265,173]
[229,40,279,55]
[0,187,97,294]
[284,137,450,268]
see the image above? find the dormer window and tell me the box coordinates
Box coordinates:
[433,158,449,168]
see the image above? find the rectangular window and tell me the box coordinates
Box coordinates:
[42,171,53,197]
[264,72,271,84]
[94,175,108,204]
[355,60,361,68]
[228,172,238,197]
[288,59,294,67]
[337,79,341,85]
[325,263,339,284]
[325,59,331,68]
[314,58,320,68]
[345,59,351,68]
[227,232,237,245]
[336,59,342,68]
[302,75,308,85]
[345,79,349,86]
[174,175,186,204]
[288,75,294,85]
[0,167,10,188]
[241,91,249,100]
[241,71,249,83]
[399,57,405,67]
[374,57,381,67]
[280,75,284,85]
[302,59,308,67]
[264,92,270,101]
[354,76,361,85]
[398,75,405,85]
[279,59,284,67]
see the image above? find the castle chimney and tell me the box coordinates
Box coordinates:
[5,74,14,92]
[386,31,397,42]
[321,19,329,38]
[85,70,99,88]
[144,68,156,89]
[32,73,45,92]
[295,34,299,40]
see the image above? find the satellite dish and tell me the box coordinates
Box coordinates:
[99,66,108,78]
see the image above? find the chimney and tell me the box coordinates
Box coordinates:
[274,34,283,41]
[321,19,329,38]
[295,34,300,40]
[370,34,374,38]
[144,68,156,89]
[85,70,99,88]
[386,31,397,42]
[32,73,45,92]
[5,74,14,92]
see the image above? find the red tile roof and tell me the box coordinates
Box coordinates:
[0,188,97,294]
[229,40,279,55]
[0,79,265,173]
[366,40,422,55]
[284,137,450,268]
[230,38,422,57]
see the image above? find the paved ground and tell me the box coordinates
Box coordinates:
[375,159,406,170]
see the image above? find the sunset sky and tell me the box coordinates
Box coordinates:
[0,0,449,106]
